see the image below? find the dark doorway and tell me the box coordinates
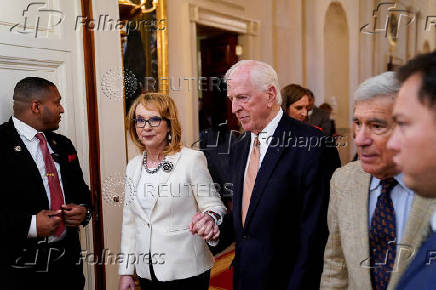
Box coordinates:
[198,25,239,131]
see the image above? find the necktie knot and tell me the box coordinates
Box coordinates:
[254,137,260,147]
[380,178,398,195]
[35,132,46,144]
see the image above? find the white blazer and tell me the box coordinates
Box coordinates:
[118,147,226,281]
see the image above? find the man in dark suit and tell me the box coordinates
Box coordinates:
[0,77,91,290]
[306,89,332,135]
[225,60,340,290]
[387,51,436,290]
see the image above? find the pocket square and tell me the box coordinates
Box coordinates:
[68,154,77,162]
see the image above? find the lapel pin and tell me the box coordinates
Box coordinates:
[52,140,57,145]
[14,145,21,152]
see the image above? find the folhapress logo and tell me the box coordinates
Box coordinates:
[10,2,64,38]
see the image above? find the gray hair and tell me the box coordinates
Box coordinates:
[354,71,400,102]
[225,60,282,105]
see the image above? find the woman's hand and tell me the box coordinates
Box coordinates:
[119,275,135,290]
[189,212,220,241]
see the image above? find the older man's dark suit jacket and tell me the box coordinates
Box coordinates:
[230,114,340,290]
[0,118,91,289]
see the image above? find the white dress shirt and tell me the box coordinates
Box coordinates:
[368,173,414,243]
[431,210,436,232]
[244,109,283,177]
[137,165,160,219]
[12,117,66,241]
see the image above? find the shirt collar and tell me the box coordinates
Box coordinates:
[431,210,436,232]
[253,109,283,147]
[12,116,39,141]
[370,173,414,196]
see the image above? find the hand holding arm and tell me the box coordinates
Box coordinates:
[190,212,220,241]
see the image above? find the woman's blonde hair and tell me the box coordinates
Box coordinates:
[127,93,182,155]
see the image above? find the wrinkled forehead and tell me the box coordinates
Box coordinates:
[353,98,394,123]
[227,70,255,93]
[135,102,161,115]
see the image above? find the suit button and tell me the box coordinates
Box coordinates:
[242,234,248,240]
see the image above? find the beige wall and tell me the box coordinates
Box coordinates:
[167,0,306,146]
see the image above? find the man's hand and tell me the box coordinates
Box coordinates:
[36,209,62,237]
[62,204,87,226]
[189,212,220,241]
[119,275,135,290]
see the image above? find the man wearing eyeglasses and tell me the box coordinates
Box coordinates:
[320,72,435,290]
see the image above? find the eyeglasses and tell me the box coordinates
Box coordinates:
[134,116,165,128]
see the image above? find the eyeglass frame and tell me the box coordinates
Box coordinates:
[133,116,168,128]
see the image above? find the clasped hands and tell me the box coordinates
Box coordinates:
[189,212,220,242]
[36,203,87,237]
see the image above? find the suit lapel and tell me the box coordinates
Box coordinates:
[388,196,436,289]
[243,116,287,229]
[149,150,182,211]
[5,119,49,206]
[352,164,372,284]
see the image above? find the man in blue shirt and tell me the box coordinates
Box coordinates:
[321,72,435,290]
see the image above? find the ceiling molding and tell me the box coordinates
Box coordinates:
[189,3,259,36]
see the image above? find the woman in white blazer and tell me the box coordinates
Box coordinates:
[118,93,226,290]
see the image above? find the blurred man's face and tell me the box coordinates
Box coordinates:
[388,73,436,197]
[353,96,399,179]
[228,68,274,134]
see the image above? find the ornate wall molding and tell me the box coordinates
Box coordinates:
[189,3,259,36]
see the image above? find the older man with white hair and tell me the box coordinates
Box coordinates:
[226,60,340,290]
[320,72,435,290]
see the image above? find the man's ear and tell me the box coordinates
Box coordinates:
[31,100,41,113]
[266,85,277,107]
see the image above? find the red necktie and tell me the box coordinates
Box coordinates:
[35,133,65,236]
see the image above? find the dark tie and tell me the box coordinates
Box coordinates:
[35,133,65,237]
[369,178,398,290]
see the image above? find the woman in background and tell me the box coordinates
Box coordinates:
[118,93,226,290]
[280,83,312,122]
